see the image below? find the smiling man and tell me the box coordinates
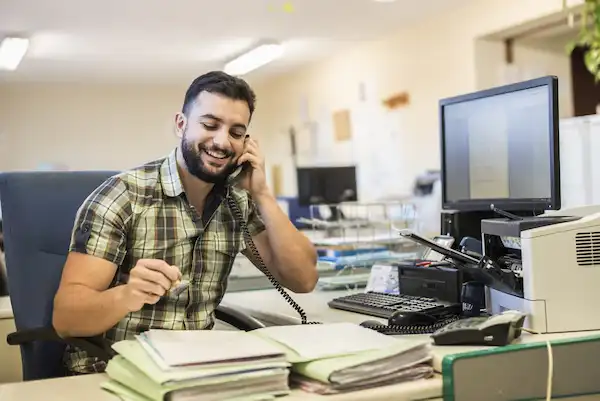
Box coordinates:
[52,71,319,375]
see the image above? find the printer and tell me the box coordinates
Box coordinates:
[480,205,600,334]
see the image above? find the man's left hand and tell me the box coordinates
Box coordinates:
[236,137,270,198]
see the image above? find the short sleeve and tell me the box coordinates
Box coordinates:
[69,176,132,266]
[246,195,265,237]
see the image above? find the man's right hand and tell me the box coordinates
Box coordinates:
[121,259,181,312]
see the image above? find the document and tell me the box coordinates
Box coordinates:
[138,330,285,367]
[252,322,403,361]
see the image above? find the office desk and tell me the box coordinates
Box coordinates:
[4,289,600,400]
[222,289,600,374]
[0,371,443,401]
[0,296,21,383]
[221,288,380,326]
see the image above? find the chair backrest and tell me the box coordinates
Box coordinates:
[0,170,119,380]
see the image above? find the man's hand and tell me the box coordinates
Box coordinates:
[121,259,181,312]
[237,136,270,198]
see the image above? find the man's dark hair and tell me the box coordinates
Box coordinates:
[182,71,257,117]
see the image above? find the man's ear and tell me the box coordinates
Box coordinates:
[174,113,187,139]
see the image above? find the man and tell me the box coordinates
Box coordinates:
[52,71,319,374]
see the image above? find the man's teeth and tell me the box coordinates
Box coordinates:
[205,150,227,159]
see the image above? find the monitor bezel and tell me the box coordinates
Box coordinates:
[438,75,560,212]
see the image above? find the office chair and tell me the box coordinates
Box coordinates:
[0,171,265,381]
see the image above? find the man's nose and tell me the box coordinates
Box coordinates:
[212,128,231,149]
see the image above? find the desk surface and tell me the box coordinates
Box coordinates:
[0,372,443,401]
[3,289,600,400]
[221,289,600,372]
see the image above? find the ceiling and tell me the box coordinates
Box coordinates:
[0,0,467,84]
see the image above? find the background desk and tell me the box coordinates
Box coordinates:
[0,296,21,383]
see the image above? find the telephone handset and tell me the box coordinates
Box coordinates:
[223,161,319,325]
[227,162,252,187]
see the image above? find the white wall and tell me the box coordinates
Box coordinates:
[251,0,583,200]
[475,39,574,118]
[0,83,183,171]
[0,0,583,188]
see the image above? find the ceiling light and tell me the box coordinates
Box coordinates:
[0,37,29,71]
[224,43,284,76]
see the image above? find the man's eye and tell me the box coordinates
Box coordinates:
[230,132,244,139]
[202,123,218,130]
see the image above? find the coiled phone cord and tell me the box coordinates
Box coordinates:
[226,194,320,325]
[361,315,462,335]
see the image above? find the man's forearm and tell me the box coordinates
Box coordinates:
[254,191,318,292]
[53,284,131,337]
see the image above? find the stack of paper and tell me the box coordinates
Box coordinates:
[101,330,291,401]
[251,323,434,395]
[101,322,434,399]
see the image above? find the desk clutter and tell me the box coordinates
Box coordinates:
[100,322,433,400]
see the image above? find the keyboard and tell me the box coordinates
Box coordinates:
[328,291,461,319]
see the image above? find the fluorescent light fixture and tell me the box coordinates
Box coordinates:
[224,43,284,76]
[0,37,29,71]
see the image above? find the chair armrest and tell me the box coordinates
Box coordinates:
[215,304,266,331]
[7,327,116,363]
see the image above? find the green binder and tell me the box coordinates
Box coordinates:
[441,334,600,401]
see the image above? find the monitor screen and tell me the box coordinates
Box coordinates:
[440,76,560,212]
[296,166,357,207]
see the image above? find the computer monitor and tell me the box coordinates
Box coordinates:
[296,166,357,207]
[439,75,560,212]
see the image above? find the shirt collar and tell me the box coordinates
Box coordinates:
[160,148,228,200]
[160,148,184,198]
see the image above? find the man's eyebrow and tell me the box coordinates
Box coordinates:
[200,114,247,130]
[199,113,223,122]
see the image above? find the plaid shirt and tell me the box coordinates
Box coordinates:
[64,149,265,374]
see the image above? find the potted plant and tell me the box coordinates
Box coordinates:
[568,0,600,81]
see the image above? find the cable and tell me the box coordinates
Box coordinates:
[522,328,553,401]
[361,315,461,335]
[226,194,320,325]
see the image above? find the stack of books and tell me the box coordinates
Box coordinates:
[101,323,434,400]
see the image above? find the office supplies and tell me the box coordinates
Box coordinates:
[103,338,291,401]
[364,264,399,294]
[421,235,455,262]
[290,340,433,395]
[328,291,460,320]
[431,310,526,346]
[460,281,485,317]
[389,311,438,326]
[395,261,463,304]
[167,279,189,297]
[137,330,287,367]
[115,323,435,397]
[458,236,482,258]
[315,273,370,291]
[480,204,600,333]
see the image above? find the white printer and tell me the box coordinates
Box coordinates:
[481,205,600,334]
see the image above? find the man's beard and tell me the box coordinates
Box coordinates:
[181,135,237,185]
